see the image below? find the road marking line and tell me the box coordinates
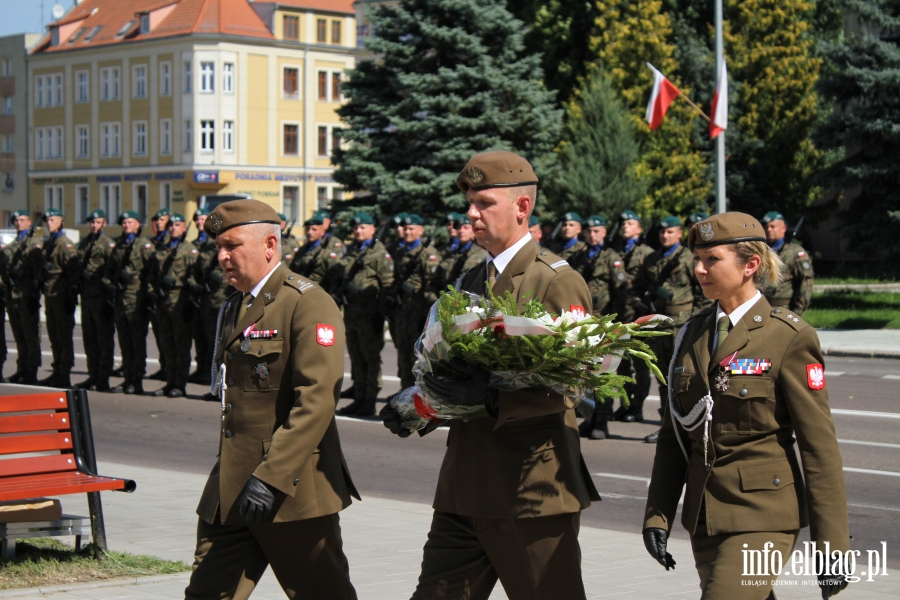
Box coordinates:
[826,371,844,376]
[839,439,900,449]
[9,348,165,365]
[843,467,900,478]
[883,375,900,380]
[831,408,900,419]
[848,502,900,513]
[593,472,651,484]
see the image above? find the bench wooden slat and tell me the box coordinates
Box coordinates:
[0,471,128,502]
[0,454,77,478]
[0,432,73,455]
[0,394,68,414]
[0,413,71,434]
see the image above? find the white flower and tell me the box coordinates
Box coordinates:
[465,306,487,316]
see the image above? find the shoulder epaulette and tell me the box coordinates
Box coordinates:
[770,307,807,332]
[536,249,570,272]
[285,274,315,294]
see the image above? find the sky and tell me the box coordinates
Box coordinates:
[0,0,69,38]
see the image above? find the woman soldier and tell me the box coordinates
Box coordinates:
[641,212,850,599]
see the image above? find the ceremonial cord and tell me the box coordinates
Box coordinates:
[667,322,715,470]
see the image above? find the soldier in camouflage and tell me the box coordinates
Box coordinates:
[146,209,171,381]
[188,209,216,385]
[335,213,394,417]
[432,214,486,299]
[761,211,814,315]
[278,212,301,266]
[5,210,44,384]
[0,235,7,381]
[571,215,629,440]
[76,209,117,391]
[289,214,343,284]
[314,209,346,257]
[550,211,587,261]
[527,214,543,245]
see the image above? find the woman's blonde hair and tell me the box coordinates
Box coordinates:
[734,240,785,291]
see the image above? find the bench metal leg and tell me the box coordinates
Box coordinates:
[75,534,82,552]
[1,538,13,560]
[87,491,107,558]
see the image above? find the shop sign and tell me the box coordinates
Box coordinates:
[194,171,219,184]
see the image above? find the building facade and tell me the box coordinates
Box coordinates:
[28,0,355,235]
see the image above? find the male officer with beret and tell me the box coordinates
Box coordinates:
[39,208,80,388]
[760,211,814,315]
[382,151,600,599]
[186,199,359,600]
[5,210,44,384]
[76,209,117,391]
[550,211,587,262]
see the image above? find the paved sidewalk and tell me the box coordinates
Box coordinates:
[2,462,896,599]
[816,329,900,359]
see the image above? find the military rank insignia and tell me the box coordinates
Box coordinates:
[728,359,771,375]
[255,364,268,379]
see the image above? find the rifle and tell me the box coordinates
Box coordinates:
[605,219,620,247]
[338,243,372,307]
[638,219,653,246]
[634,245,686,317]
[549,221,563,244]
[374,219,389,244]
[785,216,804,245]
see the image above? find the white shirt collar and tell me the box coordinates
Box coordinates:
[485,232,532,276]
[248,262,281,300]
[713,290,762,347]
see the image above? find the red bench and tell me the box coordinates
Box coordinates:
[0,388,135,557]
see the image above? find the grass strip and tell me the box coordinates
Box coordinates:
[0,538,189,590]
[805,291,900,330]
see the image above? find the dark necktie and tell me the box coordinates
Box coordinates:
[236,293,253,325]
[487,261,497,292]
[715,315,731,354]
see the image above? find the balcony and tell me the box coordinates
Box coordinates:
[0,115,13,135]
[0,76,13,97]
[0,153,15,173]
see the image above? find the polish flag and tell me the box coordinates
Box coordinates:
[645,63,681,130]
[710,57,728,138]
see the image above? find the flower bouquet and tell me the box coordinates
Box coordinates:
[390,287,672,432]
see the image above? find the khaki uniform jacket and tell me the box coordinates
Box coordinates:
[571,245,629,320]
[765,242,814,315]
[643,296,850,552]
[432,239,601,519]
[77,232,116,298]
[197,264,360,525]
[6,234,43,300]
[41,233,80,299]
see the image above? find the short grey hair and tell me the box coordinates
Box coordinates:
[246,222,282,255]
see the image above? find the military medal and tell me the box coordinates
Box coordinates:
[248,329,277,339]
[240,339,251,352]
[714,351,739,392]
[255,364,268,379]
[728,358,771,375]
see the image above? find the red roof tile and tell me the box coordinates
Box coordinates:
[273,0,355,16]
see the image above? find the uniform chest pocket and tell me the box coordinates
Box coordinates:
[241,339,284,392]
[716,376,775,434]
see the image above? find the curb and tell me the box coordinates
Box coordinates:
[0,573,190,598]
[822,348,900,360]
[814,283,900,293]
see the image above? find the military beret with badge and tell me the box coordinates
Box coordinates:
[391,212,408,226]
[620,209,641,223]
[561,211,582,224]
[170,213,186,223]
[446,212,460,223]
[453,214,471,227]
[193,208,210,219]
[760,211,786,225]
[152,208,170,220]
[304,215,325,227]
[42,208,64,220]
[118,210,141,225]
[10,209,29,225]
[659,215,683,229]
[686,212,709,227]
[403,214,424,226]
[584,215,607,228]
[203,199,282,237]
[456,151,539,192]
[350,212,375,227]
[528,215,540,228]
[687,211,767,251]
[86,209,107,222]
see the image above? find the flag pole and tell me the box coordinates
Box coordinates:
[680,95,711,122]
[715,0,727,214]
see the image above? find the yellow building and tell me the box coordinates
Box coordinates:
[28,0,356,236]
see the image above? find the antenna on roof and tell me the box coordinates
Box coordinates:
[52,4,65,20]
[40,0,44,30]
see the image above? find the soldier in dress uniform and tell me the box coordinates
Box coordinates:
[334,213,394,417]
[278,212,300,266]
[632,215,711,443]
[146,208,171,381]
[186,199,359,600]
[288,214,342,284]
[150,214,198,398]
[643,212,850,600]
[571,215,628,440]
[39,209,80,388]
[381,151,600,600]
[76,209,117,391]
[528,214,543,244]
[613,210,655,423]
[188,209,216,386]
[6,210,43,384]
[107,211,155,395]
[760,211,814,315]
[550,211,587,261]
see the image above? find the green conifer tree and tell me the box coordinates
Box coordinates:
[333,0,562,218]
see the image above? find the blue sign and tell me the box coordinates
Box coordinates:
[194,171,219,184]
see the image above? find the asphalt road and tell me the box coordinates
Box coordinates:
[4,323,899,555]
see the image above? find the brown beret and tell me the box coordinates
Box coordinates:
[688,211,767,251]
[456,151,538,192]
[204,199,281,237]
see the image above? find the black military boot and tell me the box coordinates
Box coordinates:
[151,385,173,397]
[8,371,24,384]
[336,399,361,416]
[55,372,72,389]
[21,372,39,385]
[75,377,96,389]
[111,366,124,377]
[338,385,356,399]
[92,379,111,392]
[588,417,610,440]
[37,372,60,387]
[578,419,593,438]
[125,382,144,395]
[644,429,660,444]
[354,397,377,418]
[147,368,166,381]
[621,399,645,423]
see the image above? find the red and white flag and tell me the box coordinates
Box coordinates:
[645,63,681,130]
[710,57,728,138]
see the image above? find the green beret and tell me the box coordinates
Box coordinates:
[528,215,540,228]
[351,212,375,226]
[446,212,460,223]
[170,213,186,223]
[454,214,471,226]
[391,213,408,226]
[403,214,423,226]
[686,212,709,227]
[314,210,331,220]
[276,212,288,221]
[457,151,538,192]
[152,208,170,220]
[304,215,325,226]
[659,215,683,229]
[86,209,107,222]
[561,212,582,224]
[204,199,281,237]
[42,208,64,220]
[687,211,766,251]
[584,215,607,228]
[118,210,141,224]
[760,211,786,225]
[193,208,210,219]
[620,210,640,223]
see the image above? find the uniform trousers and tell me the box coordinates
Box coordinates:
[81,296,116,382]
[345,311,384,400]
[45,295,76,374]
[0,297,6,373]
[616,355,651,408]
[184,513,357,600]
[8,295,42,376]
[158,296,193,389]
[691,526,799,600]
[394,300,428,389]
[149,310,167,374]
[115,299,149,386]
[412,511,586,600]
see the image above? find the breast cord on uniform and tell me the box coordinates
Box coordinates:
[667,321,714,469]
[210,299,231,396]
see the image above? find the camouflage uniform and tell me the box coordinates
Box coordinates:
[153,237,198,395]
[280,233,301,266]
[77,230,117,389]
[188,231,220,384]
[146,230,171,378]
[40,230,80,386]
[433,241,487,301]
[6,230,43,382]
[550,237,587,263]
[289,233,344,285]
[614,238,655,419]
[766,240,814,315]
[107,233,155,392]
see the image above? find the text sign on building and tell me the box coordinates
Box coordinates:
[194,171,219,184]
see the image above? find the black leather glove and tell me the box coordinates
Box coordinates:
[189,282,204,295]
[400,280,416,297]
[343,281,361,296]
[643,528,676,570]
[118,268,134,282]
[236,476,279,524]
[654,286,674,302]
[422,358,499,414]
[817,556,849,598]
[379,399,412,438]
[208,269,224,283]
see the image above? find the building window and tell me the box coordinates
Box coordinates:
[35,76,43,107]
[332,72,341,101]
[200,120,215,151]
[161,182,172,213]
[4,97,12,115]
[160,119,172,155]
[54,74,63,105]
[100,67,120,100]
[284,15,299,40]
[76,125,89,159]
[3,59,11,76]
[317,186,328,206]
[37,127,64,159]
[160,62,171,96]
[134,183,148,220]
[283,67,299,98]
[101,183,121,219]
[133,121,147,156]
[35,129,44,160]
[317,19,326,42]
[184,61,192,93]
[184,120,192,152]
[318,71,327,100]
[332,20,341,44]
[45,185,63,211]
[223,63,234,94]
[3,134,12,153]
[223,120,234,152]
[133,64,147,98]
[200,62,214,92]
[52,127,63,158]
[76,71,89,103]
[318,126,327,156]
[283,186,300,220]
[101,122,121,157]
[76,185,89,223]
[283,124,298,155]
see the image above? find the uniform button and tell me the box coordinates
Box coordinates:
[226,351,233,360]
[224,403,232,413]
[529,444,537,452]
[227,377,234,385]
[293,478,300,486]
[224,429,233,438]
[740,388,748,397]
[773,478,781,486]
